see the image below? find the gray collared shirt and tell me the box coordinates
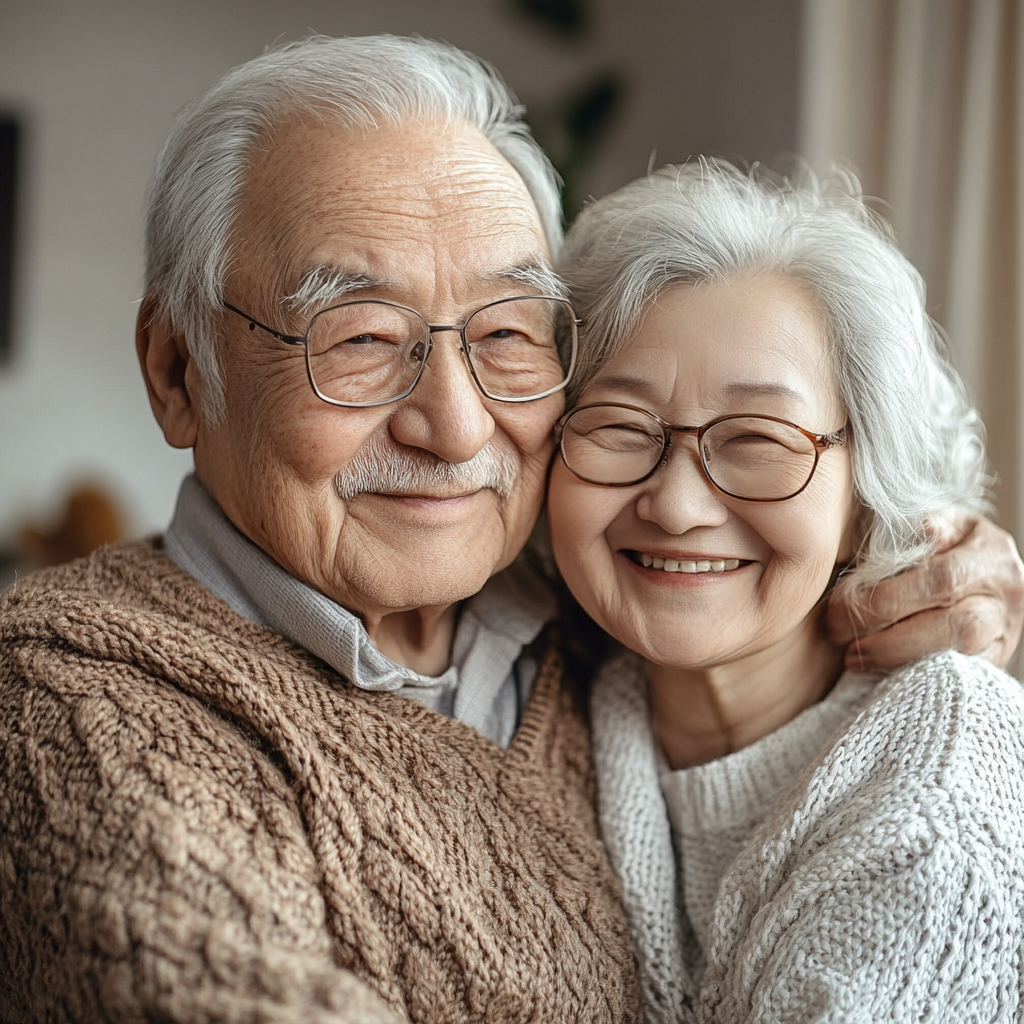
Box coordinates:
[163,474,557,748]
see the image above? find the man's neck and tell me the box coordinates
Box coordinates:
[362,602,462,676]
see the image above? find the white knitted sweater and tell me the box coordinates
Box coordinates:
[592,649,1024,1023]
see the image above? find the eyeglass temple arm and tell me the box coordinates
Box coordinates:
[817,426,848,449]
[221,301,306,347]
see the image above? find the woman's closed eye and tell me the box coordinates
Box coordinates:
[586,424,662,452]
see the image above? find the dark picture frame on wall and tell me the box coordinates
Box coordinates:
[0,117,20,366]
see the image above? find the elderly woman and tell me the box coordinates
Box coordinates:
[547,162,1024,1022]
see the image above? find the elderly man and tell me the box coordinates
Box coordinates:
[1,35,1021,1024]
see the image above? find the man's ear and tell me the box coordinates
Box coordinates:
[136,296,200,449]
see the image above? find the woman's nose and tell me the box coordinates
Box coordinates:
[634,438,730,534]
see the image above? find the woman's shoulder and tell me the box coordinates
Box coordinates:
[868,650,1024,744]
[883,648,1019,691]
[820,652,1024,830]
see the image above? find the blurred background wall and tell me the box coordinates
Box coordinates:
[0,0,1019,569]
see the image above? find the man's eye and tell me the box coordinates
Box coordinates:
[477,327,533,343]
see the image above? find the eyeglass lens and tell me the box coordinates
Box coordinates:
[560,406,821,500]
[306,296,574,404]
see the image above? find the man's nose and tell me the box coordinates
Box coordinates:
[387,330,495,463]
[634,438,730,534]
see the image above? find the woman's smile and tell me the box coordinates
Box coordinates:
[628,550,744,573]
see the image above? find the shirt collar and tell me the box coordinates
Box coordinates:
[162,473,556,695]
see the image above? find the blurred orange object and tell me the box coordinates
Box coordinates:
[20,484,124,566]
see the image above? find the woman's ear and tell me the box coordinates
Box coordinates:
[136,297,200,450]
[837,493,865,566]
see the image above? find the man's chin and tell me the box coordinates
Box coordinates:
[349,564,497,613]
[334,492,532,610]
[341,534,510,610]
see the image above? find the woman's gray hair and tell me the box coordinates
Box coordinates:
[558,160,990,599]
[144,34,563,422]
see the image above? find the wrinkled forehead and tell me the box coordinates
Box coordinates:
[585,274,844,423]
[227,117,550,304]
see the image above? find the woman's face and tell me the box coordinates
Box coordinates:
[548,273,859,670]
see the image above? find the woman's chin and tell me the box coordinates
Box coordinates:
[601,614,756,671]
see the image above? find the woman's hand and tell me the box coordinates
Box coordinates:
[828,512,1024,671]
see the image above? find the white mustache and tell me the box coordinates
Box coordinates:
[334,435,520,500]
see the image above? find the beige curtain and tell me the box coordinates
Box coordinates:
[801,0,1024,549]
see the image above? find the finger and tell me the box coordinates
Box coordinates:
[844,596,1009,672]
[828,553,970,643]
[945,517,1024,663]
[921,509,975,552]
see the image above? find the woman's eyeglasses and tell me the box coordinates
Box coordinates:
[557,402,847,502]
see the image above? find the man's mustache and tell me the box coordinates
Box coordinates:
[334,435,520,500]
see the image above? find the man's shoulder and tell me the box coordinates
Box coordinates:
[0,538,312,710]
[4,538,187,617]
[2,538,264,645]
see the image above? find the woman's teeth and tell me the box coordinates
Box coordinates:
[637,553,740,573]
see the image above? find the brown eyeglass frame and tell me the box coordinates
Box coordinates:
[556,401,848,502]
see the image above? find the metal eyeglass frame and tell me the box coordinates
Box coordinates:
[556,401,849,501]
[222,296,581,408]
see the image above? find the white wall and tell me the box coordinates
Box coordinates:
[0,0,798,540]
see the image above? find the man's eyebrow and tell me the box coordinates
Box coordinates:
[280,265,390,315]
[491,258,569,298]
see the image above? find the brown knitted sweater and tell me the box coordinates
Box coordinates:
[0,541,639,1024]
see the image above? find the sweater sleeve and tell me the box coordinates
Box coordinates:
[0,643,401,1024]
[700,653,1024,1024]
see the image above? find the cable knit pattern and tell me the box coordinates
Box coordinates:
[593,647,1024,1023]
[0,542,640,1024]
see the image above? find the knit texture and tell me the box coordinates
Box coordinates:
[0,541,640,1024]
[164,473,556,747]
[660,671,876,965]
[593,647,1024,1023]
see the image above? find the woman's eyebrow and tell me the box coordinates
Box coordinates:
[589,375,813,410]
[587,374,664,402]
[722,380,809,404]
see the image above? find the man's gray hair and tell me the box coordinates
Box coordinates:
[557,159,989,599]
[144,34,563,421]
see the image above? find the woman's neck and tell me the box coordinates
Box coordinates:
[648,609,846,770]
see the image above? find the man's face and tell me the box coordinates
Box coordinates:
[192,119,562,622]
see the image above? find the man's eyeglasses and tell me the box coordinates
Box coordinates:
[557,402,848,501]
[222,296,581,407]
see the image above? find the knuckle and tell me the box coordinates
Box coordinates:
[950,599,994,655]
[927,556,961,605]
[866,575,911,623]
[1005,539,1024,595]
